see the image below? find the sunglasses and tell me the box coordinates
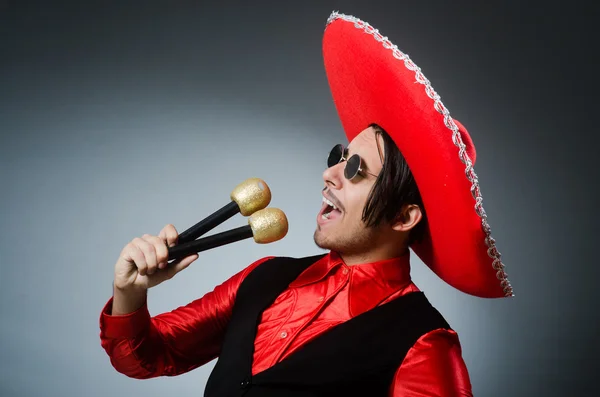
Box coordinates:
[327,144,378,180]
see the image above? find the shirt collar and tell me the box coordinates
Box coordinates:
[289,251,413,317]
[288,252,342,288]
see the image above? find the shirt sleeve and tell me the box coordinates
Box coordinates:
[98,256,273,379]
[389,328,473,397]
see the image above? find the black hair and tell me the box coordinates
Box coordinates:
[362,124,427,244]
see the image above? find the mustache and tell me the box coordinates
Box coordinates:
[322,187,345,212]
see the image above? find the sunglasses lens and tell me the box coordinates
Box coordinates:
[344,154,361,179]
[327,144,344,168]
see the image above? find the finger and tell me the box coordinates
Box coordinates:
[166,254,198,279]
[135,236,158,275]
[144,234,169,269]
[126,242,148,276]
[159,224,179,248]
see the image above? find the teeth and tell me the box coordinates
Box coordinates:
[322,196,337,210]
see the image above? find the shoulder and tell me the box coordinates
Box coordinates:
[407,328,464,357]
[240,255,277,278]
[236,253,327,297]
[390,328,473,396]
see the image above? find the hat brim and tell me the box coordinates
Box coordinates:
[323,12,513,298]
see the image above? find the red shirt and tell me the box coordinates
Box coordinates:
[99,251,473,396]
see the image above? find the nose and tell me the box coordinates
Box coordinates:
[323,161,344,190]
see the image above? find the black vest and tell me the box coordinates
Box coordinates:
[204,255,451,397]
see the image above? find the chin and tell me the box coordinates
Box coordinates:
[313,229,332,250]
[314,231,348,254]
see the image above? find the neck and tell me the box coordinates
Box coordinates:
[338,240,410,266]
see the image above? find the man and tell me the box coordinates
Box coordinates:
[99,12,513,396]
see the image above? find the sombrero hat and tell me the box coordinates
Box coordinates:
[323,11,513,298]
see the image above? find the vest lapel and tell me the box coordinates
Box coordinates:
[204,254,326,396]
[251,291,446,390]
[204,254,450,397]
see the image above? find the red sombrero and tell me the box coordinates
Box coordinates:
[323,12,513,298]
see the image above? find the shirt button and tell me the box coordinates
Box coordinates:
[342,268,349,275]
[280,331,288,339]
[317,296,324,302]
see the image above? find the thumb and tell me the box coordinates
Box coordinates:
[165,254,199,279]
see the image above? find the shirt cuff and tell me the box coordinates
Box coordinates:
[99,296,151,339]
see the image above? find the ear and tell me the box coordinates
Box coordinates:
[391,204,422,232]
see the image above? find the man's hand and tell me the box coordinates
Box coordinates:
[111,224,198,315]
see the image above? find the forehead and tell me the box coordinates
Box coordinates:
[348,127,383,153]
[347,126,385,166]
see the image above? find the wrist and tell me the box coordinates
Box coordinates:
[113,278,145,294]
[112,283,147,316]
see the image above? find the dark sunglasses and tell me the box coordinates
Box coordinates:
[327,144,378,180]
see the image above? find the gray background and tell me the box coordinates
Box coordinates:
[1,1,598,396]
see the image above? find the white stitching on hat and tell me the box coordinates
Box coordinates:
[326,11,514,297]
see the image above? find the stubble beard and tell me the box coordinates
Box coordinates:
[313,222,379,256]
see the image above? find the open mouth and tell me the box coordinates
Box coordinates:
[319,196,343,222]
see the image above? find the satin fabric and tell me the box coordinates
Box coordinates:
[99,252,472,396]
